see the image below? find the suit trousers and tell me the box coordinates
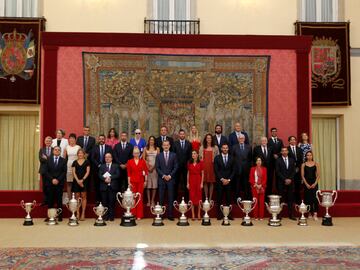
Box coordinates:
[279,182,295,217]
[216,182,232,217]
[47,184,63,213]
[158,178,175,218]
[101,186,117,219]
[174,165,189,202]
[235,170,251,201]
[294,170,302,204]
[130,181,144,219]
[119,168,128,193]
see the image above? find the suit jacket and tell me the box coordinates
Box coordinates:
[38,146,53,174]
[155,151,178,180]
[91,144,113,168]
[43,156,67,186]
[51,138,68,158]
[214,154,236,183]
[252,145,273,168]
[228,131,250,148]
[98,163,121,191]
[268,137,284,157]
[113,142,133,165]
[276,156,296,188]
[76,136,96,154]
[249,166,267,187]
[173,140,192,168]
[232,144,252,174]
[155,136,174,152]
[287,145,303,168]
[213,134,228,149]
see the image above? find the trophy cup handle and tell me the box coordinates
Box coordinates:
[250,197,257,212]
[103,207,108,216]
[332,190,338,205]
[199,200,203,209]
[186,200,193,213]
[116,192,124,208]
[316,190,322,204]
[265,202,270,211]
[92,206,97,214]
[220,205,224,212]
[229,204,232,212]
[295,204,299,212]
[307,205,311,212]
[280,203,286,211]
[133,192,142,208]
[20,200,25,209]
[236,197,244,212]
[161,206,166,214]
[32,200,37,209]
[173,201,179,211]
[57,208,62,215]
[209,200,214,210]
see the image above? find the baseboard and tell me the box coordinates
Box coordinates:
[340,179,360,190]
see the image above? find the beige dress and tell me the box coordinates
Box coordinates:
[145,149,158,189]
[66,145,81,182]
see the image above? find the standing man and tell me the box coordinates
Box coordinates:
[276,147,296,220]
[268,127,284,195]
[98,153,120,221]
[114,132,134,193]
[155,140,178,220]
[214,143,235,220]
[76,126,96,157]
[232,134,252,200]
[43,146,67,221]
[39,136,53,206]
[253,137,273,197]
[173,129,192,201]
[228,122,250,149]
[287,136,304,204]
[156,126,174,152]
[213,124,228,149]
[91,134,112,204]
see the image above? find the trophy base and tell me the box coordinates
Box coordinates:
[202,219,211,226]
[120,215,137,227]
[222,220,231,226]
[23,219,34,226]
[94,220,107,226]
[241,220,253,226]
[298,218,308,226]
[322,216,333,226]
[177,221,190,226]
[68,219,79,226]
[152,221,164,226]
[268,219,281,227]
[47,220,58,226]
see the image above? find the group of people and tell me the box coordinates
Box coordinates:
[39,123,320,222]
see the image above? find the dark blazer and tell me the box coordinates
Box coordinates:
[214,154,236,182]
[43,156,67,186]
[287,146,303,168]
[213,134,228,149]
[268,137,284,157]
[275,156,296,188]
[173,140,192,168]
[228,131,250,148]
[253,145,273,167]
[91,144,113,168]
[155,136,174,152]
[76,136,96,154]
[38,147,53,174]
[232,144,252,174]
[98,163,121,191]
[113,142,133,165]
[155,151,178,180]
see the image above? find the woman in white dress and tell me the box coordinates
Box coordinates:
[143,136,159,207]
[64,133,81,202]
[51,129,68,158]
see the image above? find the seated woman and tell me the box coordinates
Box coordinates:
[127,147,148,220]
[249,157,267,220]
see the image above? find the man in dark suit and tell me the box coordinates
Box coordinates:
[39,136,53,205]
[232,134,252,200]
[173,129,192,201]
[228,122,250,149]
[253,137,273,197]
[91,134,113,204]
[98,153,120,221]
[76,126,96,156]
[155,126,174,152]
[214,143,236,219]
[155,140,178,220]
[268,127,284,195]
[213,124,228,149]
[276,147,296,220]
[113,131,133,193]
[287,136,304,205]
[43,146,67,221]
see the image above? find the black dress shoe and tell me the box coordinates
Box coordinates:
[289,216,296,221]
[168,217,175,221]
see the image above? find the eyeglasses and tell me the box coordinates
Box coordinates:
[135,133,141,135]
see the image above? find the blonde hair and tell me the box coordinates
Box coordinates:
[189,125,200,141]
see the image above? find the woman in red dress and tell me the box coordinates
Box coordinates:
[187,150,204,220]
[249,157,267,220]
[127,147,148,219]
[189,125,201,152]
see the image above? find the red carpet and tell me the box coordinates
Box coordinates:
[1,190,359,218]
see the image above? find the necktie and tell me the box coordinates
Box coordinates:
[122,143,125,150]
[285,157,288,169]
[263,146,266,157]
[240,144,244,150]
[84,137,88,149]
[100,145,104,162]
[106,164,110,172]
[162,136,165,142]
[54,157,58,166]
[181,141,184,149]
[274,138,277,144]
[224,156,227,165]
[47,147,50,156]
[165,152,169,165]
[292,147,297,160]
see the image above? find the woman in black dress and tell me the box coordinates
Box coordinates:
[301,151,320,220]
[71,148,90,220]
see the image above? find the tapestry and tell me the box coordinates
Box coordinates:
[83,53,269,142]
[0,18,45,103]
[295,22,351,106]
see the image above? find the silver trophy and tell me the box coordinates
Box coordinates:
[20,200,36,226]
[295,200,310,226]
[150,202,166,226]
[199,198,214,226]
[93,202,108,226]
[220,205,232,226]
[316,190,338,226]
[237,197,257,226]
[265,195,285,226]
[66,193,82,226]
[117,187,141,227]
[173,197,193,226]
[47,208,62,225]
